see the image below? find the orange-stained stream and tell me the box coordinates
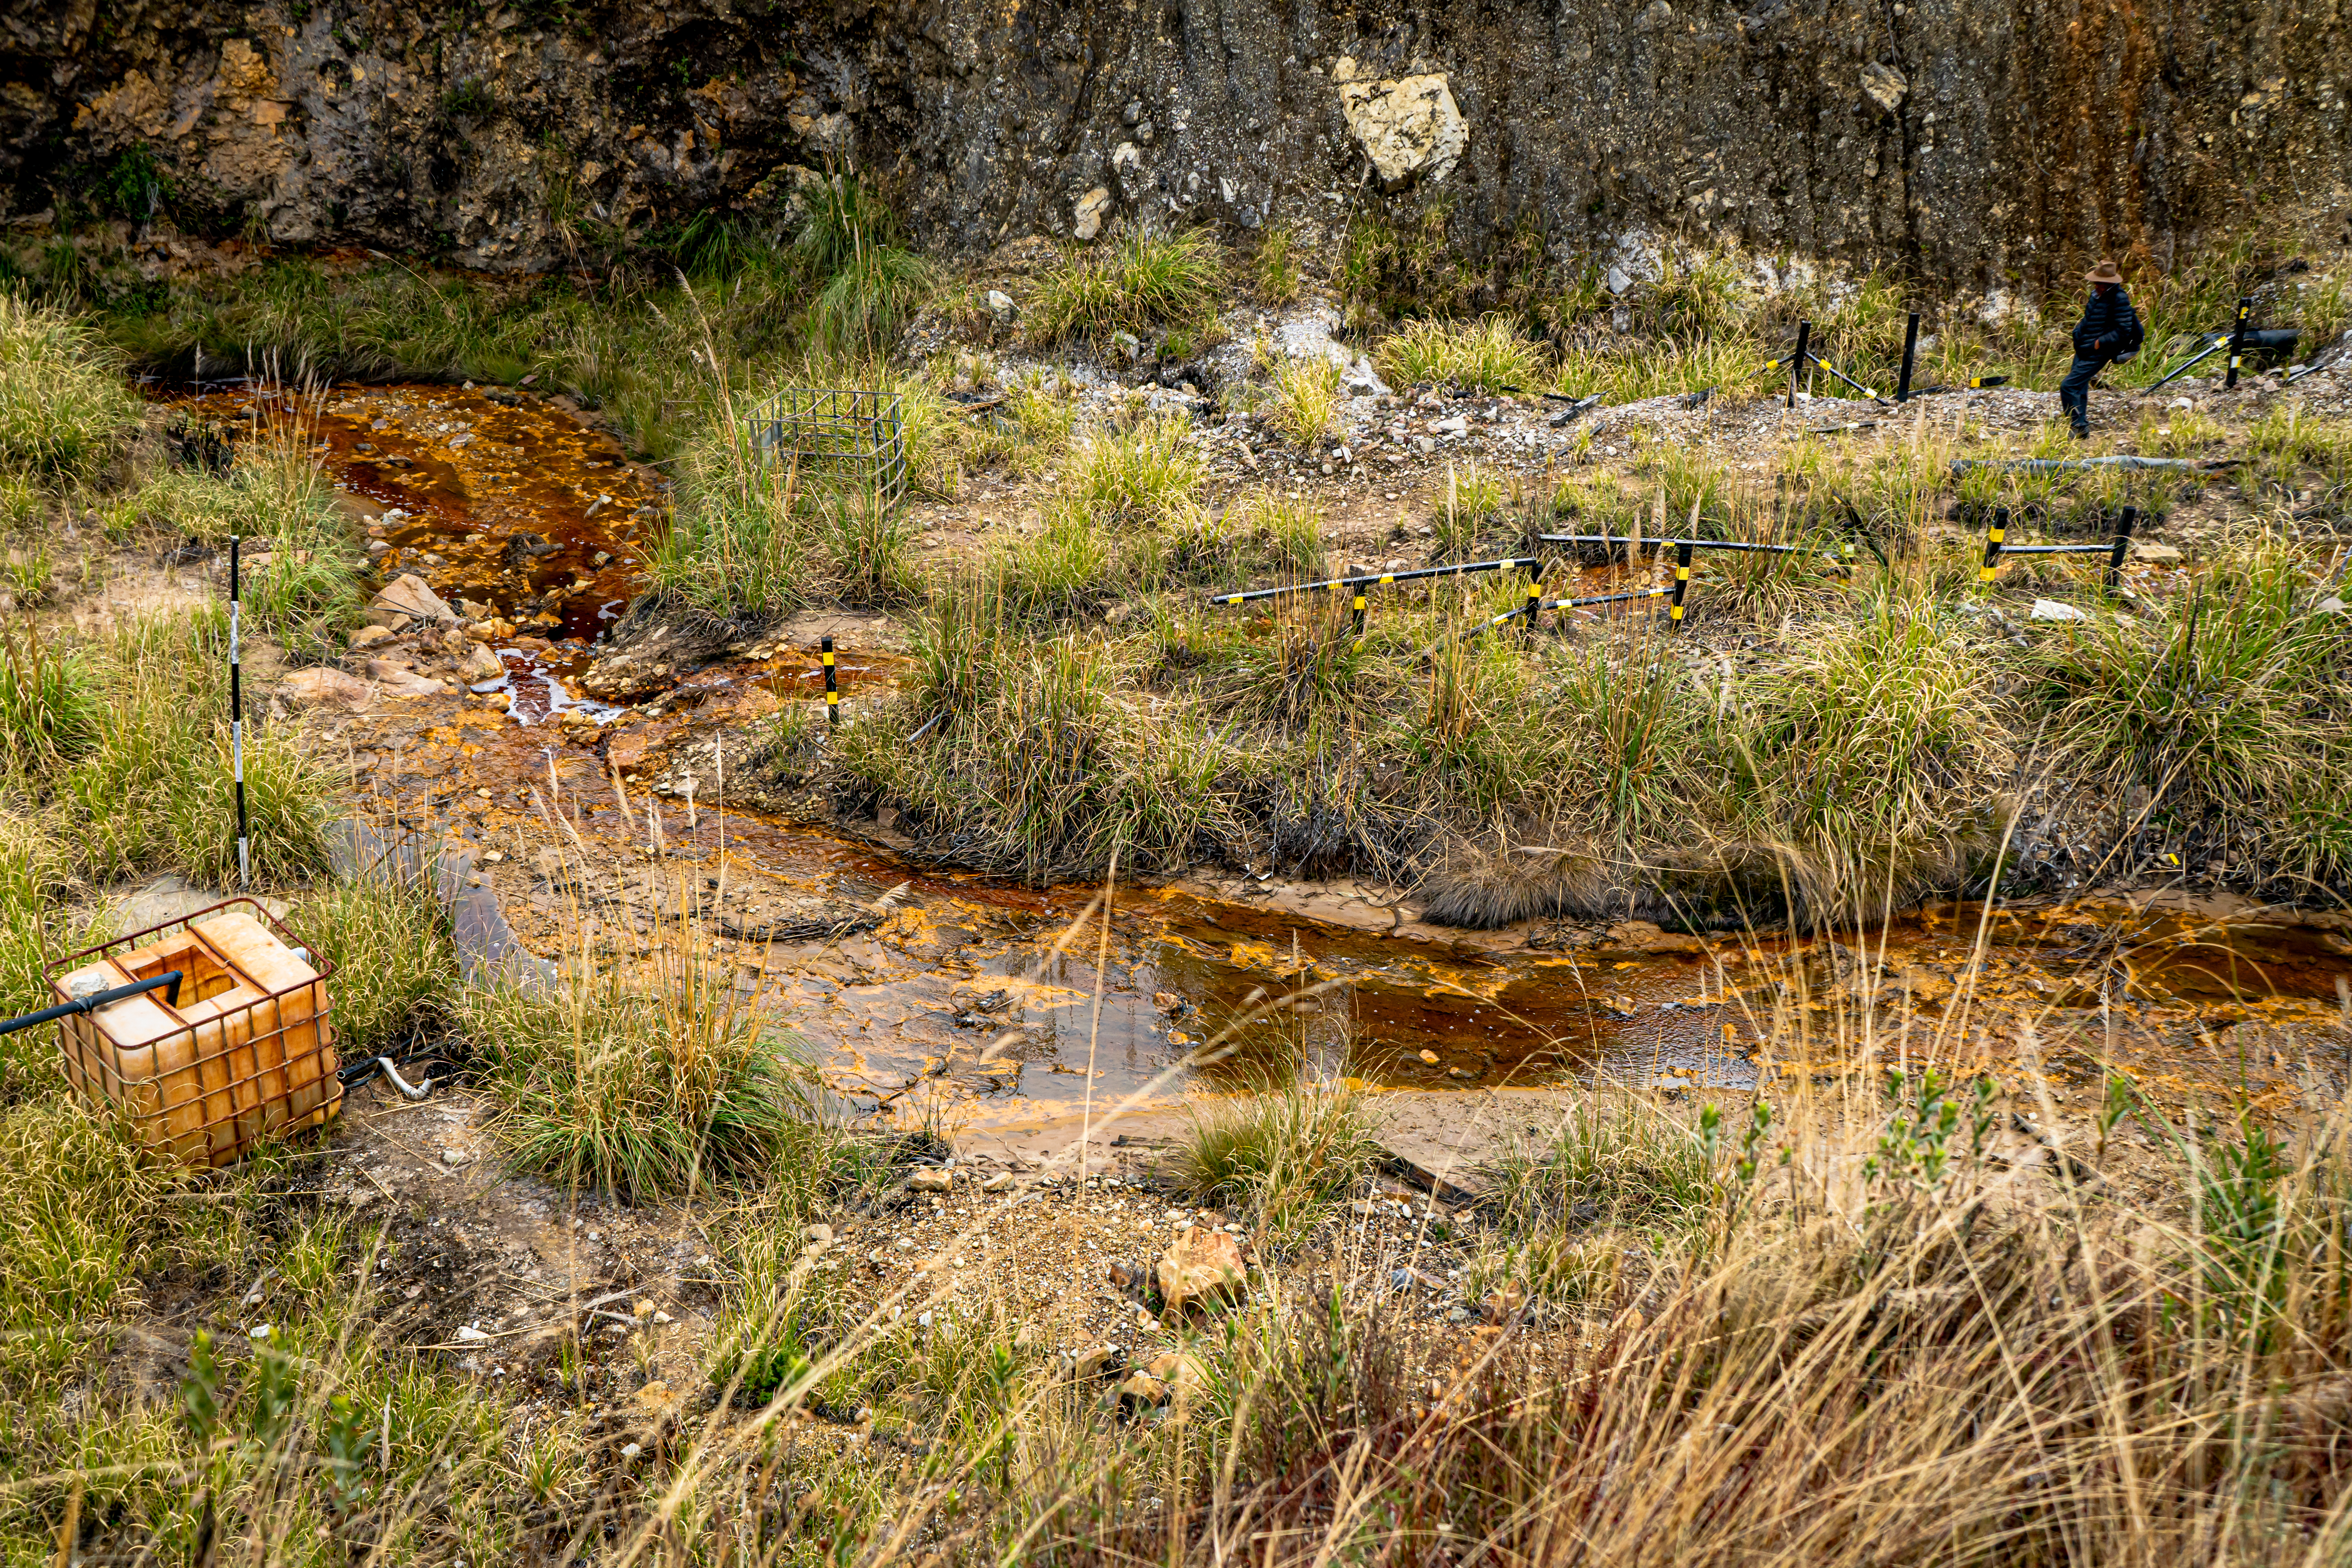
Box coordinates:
[193,381,2352,1130]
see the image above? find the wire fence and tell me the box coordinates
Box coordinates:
[744,388,908,504]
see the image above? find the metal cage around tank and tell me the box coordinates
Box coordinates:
[744,388,908,504]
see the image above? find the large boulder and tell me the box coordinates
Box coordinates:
[367,573,457,629]
[1334,61,1468,187]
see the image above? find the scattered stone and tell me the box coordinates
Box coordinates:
[2131,542,2185,562]
[457,643,504,682]
[454,1323,490,1342]
[2319,597,2348,615]
[363,659,448,697]
[348,624,394,650]
[982,1171,1015,1192]
[1073,1342,1122,1380]
[1604,919,1706,953]
[503,532,559,569]
[1155,1227,1247,1315]
[441,1148,468,1166]
[986,289,1017,325]
[907,1167,954,1193]
[1860,60,1909,113]
[367,572,456,627]
[2029,599,2089,622]
[1417,1049,1441,1065]
[1115,1370,1170,1405]
[1073,186,1112,241]
[279,666,374,711]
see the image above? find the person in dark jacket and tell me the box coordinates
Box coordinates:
[2060,260,2141,437]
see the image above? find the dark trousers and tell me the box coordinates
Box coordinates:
[2059,354,2111,428]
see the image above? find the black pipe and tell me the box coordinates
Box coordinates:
[2105,506,2138,595]
[1211,555,1540,606]
[1896,312,1920,403]
[0,970,183,1038]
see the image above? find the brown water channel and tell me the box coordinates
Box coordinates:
[200,382,2352,1129]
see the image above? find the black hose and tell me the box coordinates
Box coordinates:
[0,970,183,1037]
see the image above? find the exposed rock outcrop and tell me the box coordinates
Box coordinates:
[4,0,2345,294]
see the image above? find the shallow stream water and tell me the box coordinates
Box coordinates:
[187,381,2352,1130]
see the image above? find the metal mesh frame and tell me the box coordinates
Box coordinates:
[746,388,907,503]
[47,898,339,1168]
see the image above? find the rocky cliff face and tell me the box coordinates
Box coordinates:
[6,0,2347,294]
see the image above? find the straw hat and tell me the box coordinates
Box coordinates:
[2084,260,2124,283]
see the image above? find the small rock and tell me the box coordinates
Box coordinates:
[2130,542,2184,562]
[805,1223,835,1246]
[348,624,395,650]
[2319,597,2348,616]
[363,659,448,698]
[2029,599,2089,622]
[1482,1284,1528,1320]
[367,573,457,627]
[907,1167,954,1193]
[457,643,504,682]
[1155,1227,1247,1315]
[982,1171,1014,1193]
[1115,1371,1170,1405]
[1073,186,1113,242]
[620,1442,642,1460]
[503,532,559,569]
[454,1324,490,1342]
[1073,1342,1123,1380]
[1427,415,1468,436]
[1417,1049,1440,1065]
[279,666,374,712]
[986,289,1017,324]
[441,1148,468,1166]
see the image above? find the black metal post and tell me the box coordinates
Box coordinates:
[1523,576,1542,637]
[821,636,838,726]
[1788,322,1811,410]
[2224,296,2252,390]
[1351,584,1368,641]
[1980,508,2008,585]
[1896,312,1921,403]
[229,536,247,886]
[2104,506,2138,596]
[1669,542,1693,628]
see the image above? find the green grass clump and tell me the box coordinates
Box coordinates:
[1029,229,1222,341]
[2022,537,2352,885]
[1724,601,2011,916]
[0,294,143,481]
[1172,1077,1381,1243]
[5,610,332,887]
[463,946,815,1200]
[1376,313,1541,392]
[1265,356,1341,445]
[292,870,457,1057]
[844,594,1234,881]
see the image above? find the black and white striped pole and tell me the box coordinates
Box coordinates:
[230,536,249,886]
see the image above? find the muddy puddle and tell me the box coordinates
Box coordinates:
[194,380,2352,1132]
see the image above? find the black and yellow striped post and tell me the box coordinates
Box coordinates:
[1669,541,1693,628]
[1786,322,1810,409]
[1522,575,1543,638]
[2224,296,2252,390]
[820,635,838,726]
[1350,582,1368,641]
[2103,505,2138,595]
[1979,508,2008,584]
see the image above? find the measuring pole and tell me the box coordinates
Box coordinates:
[1896,312,1921,403]
[2223,296,2252,389]
[1350,582,1368,642]
[821,636,838,726]
[1787,322,1811,410]
[2104,506,2138,596]
[1979,508,2008,584]
[1522,576,1543,638]
[230,536,249,886]
[1669,541,1693,628]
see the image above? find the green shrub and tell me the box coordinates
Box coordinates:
[1375,314,1541,393]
